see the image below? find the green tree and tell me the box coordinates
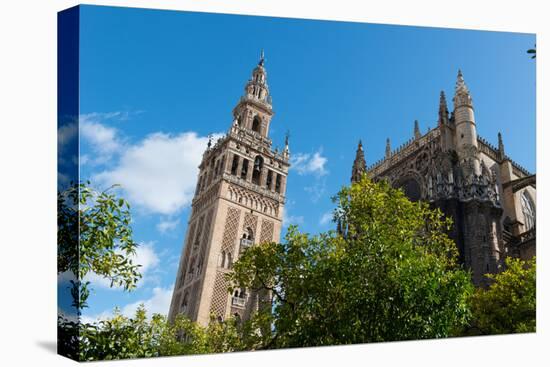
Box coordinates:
[76,305,261,360]
[57,182,142,359]
[230,177,473,348]
[467,257,536,335]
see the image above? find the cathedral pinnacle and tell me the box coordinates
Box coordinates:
[282,130,290,159]
[438,90,449,126]
[414,120,421,139]
[498,132,505,160]
[453,69,473,109]
[385,138,391,159]
[351,140,366,183]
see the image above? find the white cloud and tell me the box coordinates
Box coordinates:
[80,118,121,156]
[291,149,328,176]
[282,209,304,227]
[319,211,333,226]
[156,218,180,234]
[121,286,173,317]
[305,177,327,203]
[85,242,160,290]
[95,131,222,215]
[81,285,174,323]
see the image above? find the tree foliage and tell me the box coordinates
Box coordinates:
[230,177,473,348]
[57,178,535,360]
[467,256,536,335]
[58,182,142,311]
[74,305,273,360]
[58,182,142,359]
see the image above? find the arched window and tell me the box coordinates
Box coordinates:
[252,156,263,185]
[227,253,233,269]
[275,174,281,193]
[245,227,254,240]
[230,155,239,175]
[241,159,249,180]
[252,116,261,134]
[521,191,536,230]
[220,251,226,268]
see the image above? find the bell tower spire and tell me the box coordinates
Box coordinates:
[169,53,289,326]
[232,51,274,138]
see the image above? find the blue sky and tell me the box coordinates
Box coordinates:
[67,5,536,320]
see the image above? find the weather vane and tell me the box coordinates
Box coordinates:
[259,49,265,65]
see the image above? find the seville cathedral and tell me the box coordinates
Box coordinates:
[169,53,289,325]
[169,55,536,325]
[351,70,536,286]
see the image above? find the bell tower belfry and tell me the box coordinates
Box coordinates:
[168,53,290,326]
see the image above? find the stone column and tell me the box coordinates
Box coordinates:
[280,176,287,195]
[246,160,253,182]
[224,152,233,174]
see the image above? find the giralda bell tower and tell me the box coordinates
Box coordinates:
[168,52,290,326]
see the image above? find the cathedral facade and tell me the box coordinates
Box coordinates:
[168,54,290,325]
[352,71,536,285]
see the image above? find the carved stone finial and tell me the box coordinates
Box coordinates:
[414,120,421,139]
[438,91,449,126]
[453,69,473,108]
[498,132,505,160]
[385,138,391,159]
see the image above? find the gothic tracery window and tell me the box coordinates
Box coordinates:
[521,191,536,231]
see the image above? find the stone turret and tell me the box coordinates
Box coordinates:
[453,70,480,176]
